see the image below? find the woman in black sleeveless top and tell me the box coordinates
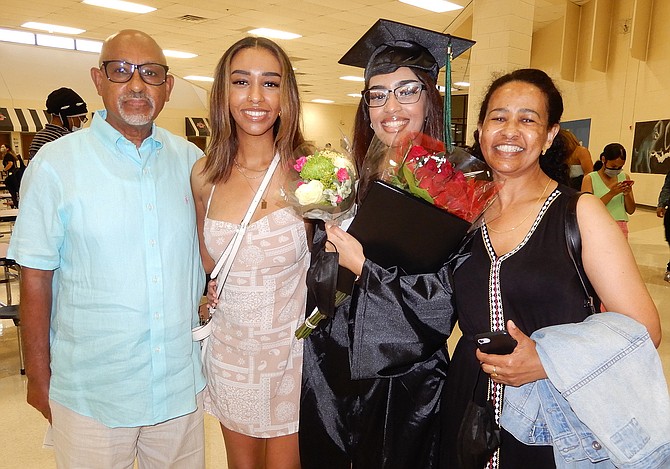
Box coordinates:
[443,69,660,469]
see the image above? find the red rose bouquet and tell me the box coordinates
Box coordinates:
[384,134,499,225]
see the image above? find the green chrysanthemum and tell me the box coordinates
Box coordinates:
[300,153,336,188]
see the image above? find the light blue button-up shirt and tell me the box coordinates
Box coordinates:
[9,111,206,427]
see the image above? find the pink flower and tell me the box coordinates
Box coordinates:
[294,156,308,172]
[297,181,305,187]
[336,195,343,203]
[336,168,350,182]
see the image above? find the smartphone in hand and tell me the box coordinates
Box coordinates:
[620,180,635,188]
[475,331,518,355]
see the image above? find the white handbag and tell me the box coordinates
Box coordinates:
[192,154,281,352]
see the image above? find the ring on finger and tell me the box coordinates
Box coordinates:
[492,365,498,378]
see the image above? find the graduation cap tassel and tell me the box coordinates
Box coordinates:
[444,39,454,153]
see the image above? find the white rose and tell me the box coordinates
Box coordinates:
[295,180,325,205]
[332,156,355,172]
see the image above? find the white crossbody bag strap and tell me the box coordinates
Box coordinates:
[211,154,280,299]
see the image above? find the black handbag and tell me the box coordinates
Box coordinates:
[456,368,500,469]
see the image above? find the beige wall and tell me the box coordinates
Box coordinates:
[529,0,669,206]
[302,102,357,152]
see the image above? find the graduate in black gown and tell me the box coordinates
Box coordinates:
[299,20,474,469]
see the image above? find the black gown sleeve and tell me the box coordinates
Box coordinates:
[348,257,460,380]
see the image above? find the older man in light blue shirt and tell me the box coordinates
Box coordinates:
[9,30,206,468]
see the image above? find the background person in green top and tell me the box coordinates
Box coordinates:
[582,142,636,238]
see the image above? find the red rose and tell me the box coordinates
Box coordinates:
[437,160,455,179]
[408,145,430,161]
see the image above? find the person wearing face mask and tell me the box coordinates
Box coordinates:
[28,87,88,159]
[582,143,636,238]
[299,20,474,469]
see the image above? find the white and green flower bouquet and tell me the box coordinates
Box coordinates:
[283,147,357,221]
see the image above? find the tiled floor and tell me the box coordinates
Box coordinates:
[0,207,668,469]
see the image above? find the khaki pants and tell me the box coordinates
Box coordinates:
[50,393,205,469]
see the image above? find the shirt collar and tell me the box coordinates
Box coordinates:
[91,110,163,152]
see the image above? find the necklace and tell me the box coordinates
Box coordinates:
[486,178,553,234]
[235,161,270,209]
[234,159,270,179]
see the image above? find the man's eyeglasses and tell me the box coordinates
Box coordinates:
[362,82,427,108]
[100,60,169,86]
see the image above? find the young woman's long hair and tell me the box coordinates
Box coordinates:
[203,37,305,183]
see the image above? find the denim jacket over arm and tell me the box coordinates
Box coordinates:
[500,312,670,469]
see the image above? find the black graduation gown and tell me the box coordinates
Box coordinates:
[299,224,460,469]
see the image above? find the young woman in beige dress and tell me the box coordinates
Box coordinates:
[191,37,309,469]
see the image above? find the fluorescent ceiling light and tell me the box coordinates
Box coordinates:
[82,0,156,14]
[454,81,470,87]
[163,50,197,59]
[76,38,103,52]
[22,22,85,35]
[340,76,364,82]
[347,93,362,98]
[399,0,463,13]
[184,75,214,82]
[248,28,301,40]
[311,99,334,104]
[0,28,34,45]
[36,34,75,49]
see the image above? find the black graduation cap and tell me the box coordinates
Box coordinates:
[339,19,475,82]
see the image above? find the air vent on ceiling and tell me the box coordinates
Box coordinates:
[177,15,209,23]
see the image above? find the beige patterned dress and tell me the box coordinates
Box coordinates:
[202,202,309,438]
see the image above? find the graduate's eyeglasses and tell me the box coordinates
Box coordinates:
[362,82,426,108]
[100,61,169,86]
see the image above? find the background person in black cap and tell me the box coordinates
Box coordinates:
[28,87,88,159]
[299,19,473,469]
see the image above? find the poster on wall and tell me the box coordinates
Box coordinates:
[561,118,591,149]
[631,119,670,174]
